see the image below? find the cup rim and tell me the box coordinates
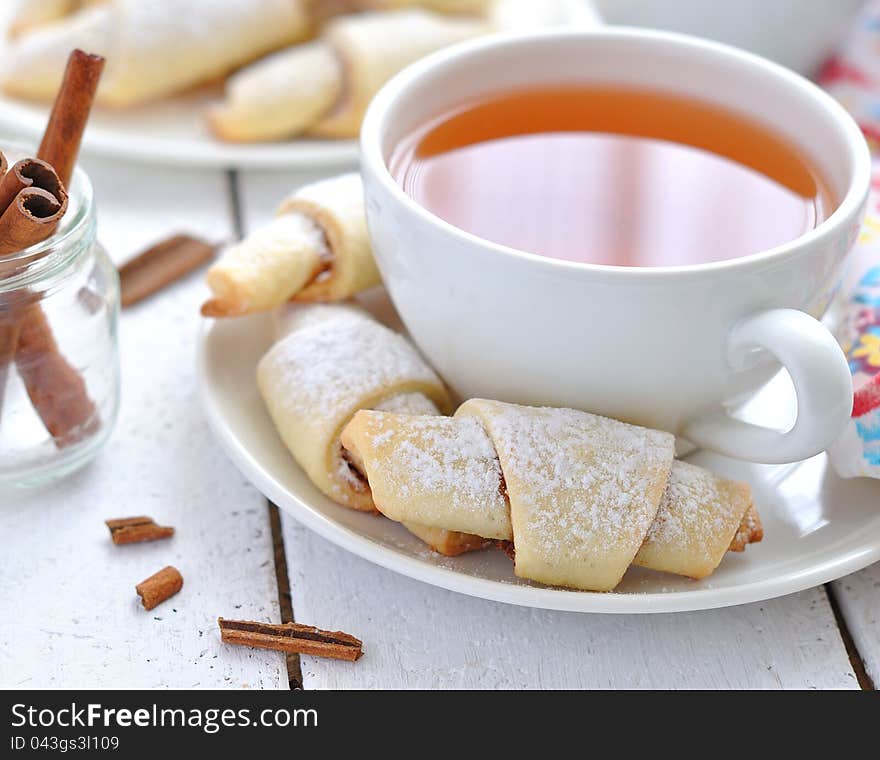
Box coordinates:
[361,27,872,279]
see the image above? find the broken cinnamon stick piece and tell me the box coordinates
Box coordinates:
[119,234,219,308]
[136,566,183,611]
[15,304,98,447]
[105,516,175,545]
[218,618,364,662]
[38,49,105,187]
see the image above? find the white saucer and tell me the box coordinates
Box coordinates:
[196,297,880,613]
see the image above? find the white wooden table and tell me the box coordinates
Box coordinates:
[1,158,877,690]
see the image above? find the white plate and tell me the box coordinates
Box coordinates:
[197,296,880,613]
[0,89,359,170]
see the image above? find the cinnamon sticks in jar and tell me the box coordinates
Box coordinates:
[0,154,70,429]
[0,50,105,446]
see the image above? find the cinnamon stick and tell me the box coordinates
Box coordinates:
[38,50,105,188]
[105,516,175,545]
[119,234,219,308]
[136,566,183,611]
[218,618,364,662]
[14,304,98,446]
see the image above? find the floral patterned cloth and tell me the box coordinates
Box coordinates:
[830,198,880,476]
[821,2,880,477]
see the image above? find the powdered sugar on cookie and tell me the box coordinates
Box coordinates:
[262,308,443,423]
[257,304,449,511]
[343,412,511,540]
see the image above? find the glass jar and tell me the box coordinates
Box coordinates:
[0,157,119,489]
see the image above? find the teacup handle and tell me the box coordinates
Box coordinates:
[683,308,853,464]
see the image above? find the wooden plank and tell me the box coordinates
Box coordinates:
[831,566,880,688]
[232,168,358,691]
[280,520,856,689]
[236,169,858,689]
[0,159,285,688]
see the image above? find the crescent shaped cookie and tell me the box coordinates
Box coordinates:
[257,304,451,511]
[276,173,378,302]
[208,42,343,143]
[3,0,310,105]
[202,173,378,318]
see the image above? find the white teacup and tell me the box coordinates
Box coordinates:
[360,29,871,464]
